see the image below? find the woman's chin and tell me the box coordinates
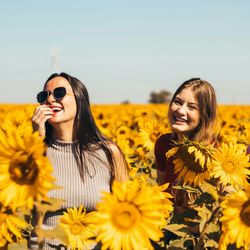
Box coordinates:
[171,124,188,133]
[48,117,59,124]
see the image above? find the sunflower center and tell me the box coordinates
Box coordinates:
[222,159,235,172]
[70,222,84,235]
[180,150,207,173]
[240,199,250,227]
[9,153,39,185]
[112,203,141,231]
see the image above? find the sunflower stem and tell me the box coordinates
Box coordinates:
[194,205,220,250]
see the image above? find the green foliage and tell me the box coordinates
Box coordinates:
[155,180,227,250]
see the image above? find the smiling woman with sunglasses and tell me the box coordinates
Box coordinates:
[31,72,128,249]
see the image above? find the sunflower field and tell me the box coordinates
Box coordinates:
[0,104,250,250]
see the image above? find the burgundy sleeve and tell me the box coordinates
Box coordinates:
[154,134,177,184]
[247,145,250,155]
[247,145,250,185]
[154,135,168,171]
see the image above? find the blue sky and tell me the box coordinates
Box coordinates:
[0,1,249,104]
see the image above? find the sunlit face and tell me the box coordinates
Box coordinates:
[168,87,200,139]
[44,76,77,127]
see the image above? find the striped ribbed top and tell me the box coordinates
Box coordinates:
[42,139,111,249]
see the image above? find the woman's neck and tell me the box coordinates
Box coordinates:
[52,123,76,142]
[177,133,185,142]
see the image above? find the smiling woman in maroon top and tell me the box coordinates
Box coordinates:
[154,78,218,195]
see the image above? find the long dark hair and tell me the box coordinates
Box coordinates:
[169,78,218,144]
[44,72,125,181]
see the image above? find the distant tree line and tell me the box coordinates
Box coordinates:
[120,89,172,104]
[148,90,172,103]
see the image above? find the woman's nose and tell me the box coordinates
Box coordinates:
[46,93,56,103]
[177,105,187,114]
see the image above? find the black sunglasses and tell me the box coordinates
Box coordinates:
[36,87,67,104]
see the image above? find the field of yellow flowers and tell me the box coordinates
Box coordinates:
[0,104,250,250]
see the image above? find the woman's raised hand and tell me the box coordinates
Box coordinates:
[31,105,54,137]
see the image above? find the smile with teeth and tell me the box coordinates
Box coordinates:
[174,116,188,123]
[50,106,63,113]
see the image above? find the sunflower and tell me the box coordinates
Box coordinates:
[152,182,173,219]
[132,146,154,169]
[166,138,213,186]
[139,119,170,151]
[132,174,173,218]
[211,141,250,189]
[116,125,132,138]
[131,174,173,219]
[93,180,170,250]
[219,188,250,250]
[0,209,28,247]
[0,124,55,209]
[59,205,96,250]
[133,107,152,124]
[4,105,34,128]
[116,133,137,161]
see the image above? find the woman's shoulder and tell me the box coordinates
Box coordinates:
[155,133,175,146]
[155,133,176,153]
[103,141,125,159]
[107,142,121,155]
